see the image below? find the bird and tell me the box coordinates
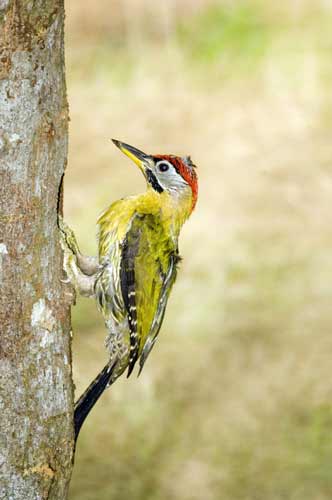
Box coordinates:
[59,139,198,440]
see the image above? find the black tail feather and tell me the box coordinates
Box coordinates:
[74,362,116,441]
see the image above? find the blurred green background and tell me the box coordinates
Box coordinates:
[65,1,332,499]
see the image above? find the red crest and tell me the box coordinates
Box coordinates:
[154,155,198,211]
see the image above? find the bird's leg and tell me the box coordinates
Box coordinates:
[58,216,99,274]
[58,216,99,297]
[61,250,96,297]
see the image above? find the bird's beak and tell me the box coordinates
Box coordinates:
[112,139,150,174]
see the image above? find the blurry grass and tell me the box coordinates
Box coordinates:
[177,3,271,68]
[67,43,137,86]
[66,1,332,499]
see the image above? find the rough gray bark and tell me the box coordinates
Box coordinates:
[0,1,74,498]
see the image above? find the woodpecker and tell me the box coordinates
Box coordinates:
[60,139,198,440]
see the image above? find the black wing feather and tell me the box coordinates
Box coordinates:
[120,215,143,376]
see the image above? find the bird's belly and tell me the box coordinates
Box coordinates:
[105,317,130,358]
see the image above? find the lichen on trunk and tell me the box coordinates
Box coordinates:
[0,1,74,498]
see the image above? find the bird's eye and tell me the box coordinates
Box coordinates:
[157,161,170,173]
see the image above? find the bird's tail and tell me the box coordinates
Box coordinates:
[74,361,116,441]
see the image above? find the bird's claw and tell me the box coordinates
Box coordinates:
[58,215,80,255]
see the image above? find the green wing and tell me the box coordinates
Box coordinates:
[120,213,179,376]
[138,251,179,375]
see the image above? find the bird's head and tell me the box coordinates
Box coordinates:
[112,139,198,212]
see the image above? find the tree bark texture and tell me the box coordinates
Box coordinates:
[0,1,74,498]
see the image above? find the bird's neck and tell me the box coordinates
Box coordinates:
[142,187,193,239]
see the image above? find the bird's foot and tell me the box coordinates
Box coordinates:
[58,215,80,256]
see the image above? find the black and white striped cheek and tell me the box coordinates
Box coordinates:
[145,168,163,193]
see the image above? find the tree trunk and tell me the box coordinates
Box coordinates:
[0,1,74,498]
